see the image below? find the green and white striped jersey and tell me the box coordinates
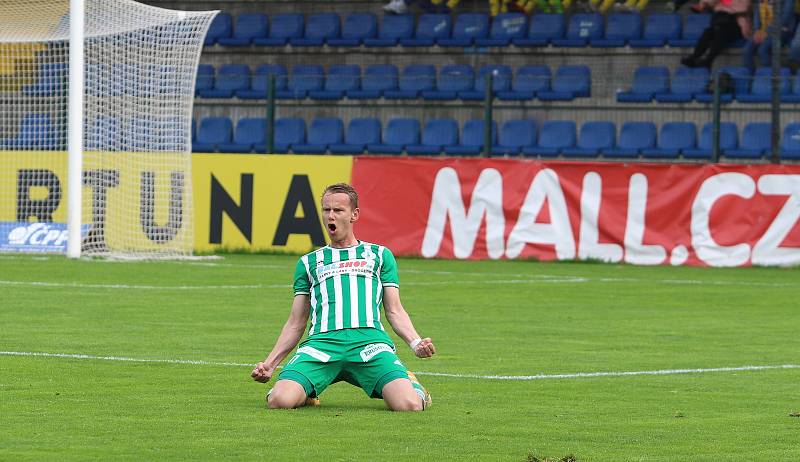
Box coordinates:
[293,241,399,336]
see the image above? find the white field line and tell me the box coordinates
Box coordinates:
[1,350,798,381]
[0,276,796,290]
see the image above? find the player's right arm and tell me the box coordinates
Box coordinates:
[251,294,310,383]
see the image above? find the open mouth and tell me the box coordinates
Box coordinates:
[328,223,337,233]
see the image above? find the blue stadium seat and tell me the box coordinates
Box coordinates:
[85,116,121,151]
[309,65,360,100]
[7,114,58,150]
[784,74,800,103]
[110,64,141,96]
[22,63,67,97]
[401,14,452,46]
[642,122,696,158]
[218,118,266,153]
[292,117,344,153]
[253,13,303,46]
[601,121,657,158]
[406,119,459,155]
[367,118,420,154]
[562,121,615,157]
[218,13,269,46]
[669,13,710,47]
[737,67,790,103]
[328,13,377,46]
[439,13,489,46]
[363,14,414,46]
[237,64,288,99]
[514,14,564,47]
[277,65,324,99]
[780,122,800,159]
[422,64,474,100]
[193,117,233,152]
[291,13,341,46]
[538,65,590,100]
[445,119,497,155]
[552,13,603,47]
[497,65,550,100]
[85,63,108,96]
[347,64,398,99]
[204,12,232,46]
[617,66,669,102]
[591,13,642,47]
[724,122,770,159]
[629,13,681,47]
[198,64,250,98]
[655,67,709,103]
[460,65,512,100]
[384,65,436,99]
[493,119,536,155]
[329,118,382,154]
[523,120,576,157]
[695,66,750,103]
[683,122,739,159]
[267,118,306,153]
[476,13,527,47]
[195,64,215,95]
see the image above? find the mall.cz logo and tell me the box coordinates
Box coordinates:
[6,222,70,247]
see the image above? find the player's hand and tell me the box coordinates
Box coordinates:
[413,338,436,358]
[251,361,274,383]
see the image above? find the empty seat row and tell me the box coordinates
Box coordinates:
[204,11,710,48]
[190,116,800,160]
[195,63,590,101]
[620,66,800,104]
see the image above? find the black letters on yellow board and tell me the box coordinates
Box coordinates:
[16,169,61,222]
[209,174,253,244]
[272,174,325,247]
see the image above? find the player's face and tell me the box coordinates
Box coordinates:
[321,192,359,243]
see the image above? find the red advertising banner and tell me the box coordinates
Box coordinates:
[351,157,800,267]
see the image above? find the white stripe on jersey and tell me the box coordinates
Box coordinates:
[332,250,344,330]
[302,255,317,331]
[364,251,374,328]
[376,245,385,330]
[318,248,330,333]
[348,247,359,328]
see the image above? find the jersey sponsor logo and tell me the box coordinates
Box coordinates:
[0,221,89,253]
[316,259,375,281]
[359,343,394,362]
[362,247,377,260]
[297,346,331,363]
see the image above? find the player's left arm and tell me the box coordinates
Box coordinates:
[382,287,436,358]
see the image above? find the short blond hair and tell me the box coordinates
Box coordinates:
[322,183,359,209]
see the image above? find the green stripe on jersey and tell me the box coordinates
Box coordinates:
[293,241,398,336]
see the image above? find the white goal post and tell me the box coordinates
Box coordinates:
[0,0,217,259]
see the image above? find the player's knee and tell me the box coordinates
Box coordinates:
[267,392,300,409]
[267,390,304,409]
[388,396,423,412]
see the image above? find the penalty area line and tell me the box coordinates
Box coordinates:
[1,351,798,381]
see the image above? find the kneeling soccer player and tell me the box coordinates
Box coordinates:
[251,183,435,411]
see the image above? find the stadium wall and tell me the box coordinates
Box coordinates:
[3,152,800,266]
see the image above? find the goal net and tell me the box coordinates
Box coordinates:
[0,0,216,258]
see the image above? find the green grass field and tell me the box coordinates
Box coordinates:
[1,254,799,461]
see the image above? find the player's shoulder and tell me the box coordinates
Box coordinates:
[296,246,327,264]
[358,241,394,256]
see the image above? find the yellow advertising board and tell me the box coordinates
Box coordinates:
[192,154,353,253]
[1,151,352,253]
[0,150,191,253]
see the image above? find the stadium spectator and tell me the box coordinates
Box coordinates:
[681,0,754,68]
[251,183,435,411]
[584,0,650,13]
[742,0,796,71]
